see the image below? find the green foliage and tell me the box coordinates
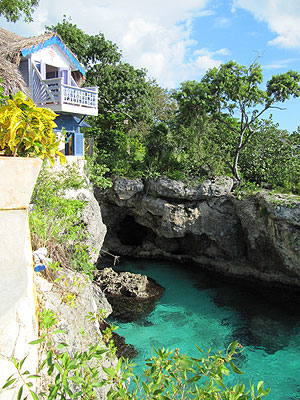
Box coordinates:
[2,309,112,399]
[233,181,261,200]
[2,316,270,400]
[107,343,270,400]
[171,117,230,178]
[44,21,300,188]
[0,0,38,22]
[239,118,300,193]
[29,163,95,278]
[30,164,85,244]
[0,92,66,165]
[85,155,113,189]
[174,60,300,181]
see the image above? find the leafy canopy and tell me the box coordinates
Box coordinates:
[0,0,38,22]
[174,60,300,180]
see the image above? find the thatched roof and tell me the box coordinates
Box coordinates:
[0,28,85,96]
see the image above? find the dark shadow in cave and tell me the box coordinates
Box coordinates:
[116,215,149,246]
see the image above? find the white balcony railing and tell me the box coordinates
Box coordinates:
[32,65,98,116]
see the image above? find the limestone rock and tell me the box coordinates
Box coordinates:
[95,267,153,298]
[65,187,107,263]
[234,191,300,280]
[147,176,234,200]
[113,177,144,200]
[95,176,300,288]
[95,267,165,321]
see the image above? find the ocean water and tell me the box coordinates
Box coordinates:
[106,258,300,400]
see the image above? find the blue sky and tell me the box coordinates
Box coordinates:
[2,0,300,132]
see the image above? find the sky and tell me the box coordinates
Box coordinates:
[2,0,300,132]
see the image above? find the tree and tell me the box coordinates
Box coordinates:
[49,19,176,178]
[46,17,121,69]
[239,117,300,190]
[0,0,38,22]
[174,60,300,180]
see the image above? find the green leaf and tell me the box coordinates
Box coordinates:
[30,390,39,400]
[29,338,45,345]
[257,381,264,391]
[229,361,244,375]
[17,386,23,400]
[46,351,52,367]
[91,381,106,388]
[187,374,201,384]
[102,366,115,377]
[52,329,67,335]
[57,342,68,349]
[2,378,17,389]
[142,382,150,394]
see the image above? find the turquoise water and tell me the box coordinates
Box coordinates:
[107,258,300,400]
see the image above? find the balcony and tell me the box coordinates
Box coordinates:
[32,76,98,117]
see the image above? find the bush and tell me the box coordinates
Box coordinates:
[30,163,95,279]
[2,311,270,400]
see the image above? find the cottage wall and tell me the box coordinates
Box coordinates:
[30,44,75,70]
[19,59,29,87]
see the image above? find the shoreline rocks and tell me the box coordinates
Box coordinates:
[94,267,165,321]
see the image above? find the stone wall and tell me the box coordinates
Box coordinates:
[0,157,42,399]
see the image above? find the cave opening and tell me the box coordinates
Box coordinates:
[117,215,149,246]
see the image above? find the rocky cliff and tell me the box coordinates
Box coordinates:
[95,177,300,289]
[65,186,107,264]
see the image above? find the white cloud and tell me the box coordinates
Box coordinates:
[0,0,229,88]
[191,48,226,73]
[232,0,300,50]
[213,16,231,28]
[262,58,300,70]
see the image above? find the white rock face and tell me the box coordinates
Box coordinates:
[65,187,107,263]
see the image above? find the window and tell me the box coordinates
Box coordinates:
[46,65,59,79]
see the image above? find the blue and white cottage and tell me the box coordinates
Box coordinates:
[0,28,98,158]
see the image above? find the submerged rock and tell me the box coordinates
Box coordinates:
[99,319,138,359]
[94,267,165,321]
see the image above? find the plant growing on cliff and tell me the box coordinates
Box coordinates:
[30,163,95,279]
[2,309,112,399]
[106,343,270,400]
[2,322,271,400]
[2,305,270,400]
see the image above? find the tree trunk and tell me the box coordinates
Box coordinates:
[233,146,241,181]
